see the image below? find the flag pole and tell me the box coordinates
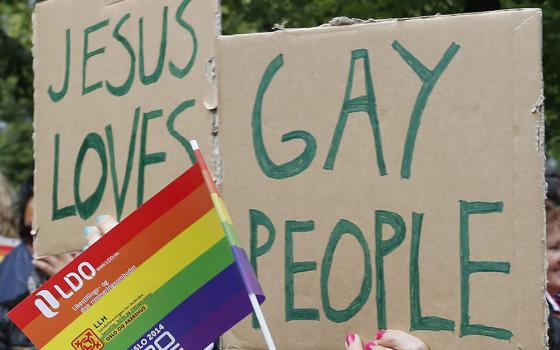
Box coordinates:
[189,140,277,350]
[249,293,277,350]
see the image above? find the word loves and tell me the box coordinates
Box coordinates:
[35,262,97,318]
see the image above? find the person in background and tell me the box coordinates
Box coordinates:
[546,156,560,350]
[0,173,19,263]
[546,199,560,350]
[0,177,76,350]
[0,176,37,349]
[546,162,560,206]
[0,173,17,239]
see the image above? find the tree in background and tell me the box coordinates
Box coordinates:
[0,0,33,186]
[0,0,559,188]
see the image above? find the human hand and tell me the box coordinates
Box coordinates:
[33,253,78,277]
[83,215,118,247]
[345,330,429,350]
[29,215,118,278]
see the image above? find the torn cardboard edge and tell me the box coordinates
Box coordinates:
[320,8,540,27]
[211,0,222,189]
[104,0,125,6]
[219,8,540,38]
[30,11,39,244]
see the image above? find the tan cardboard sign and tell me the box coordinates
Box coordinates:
[33,0,217,255]
[218,10,545,350]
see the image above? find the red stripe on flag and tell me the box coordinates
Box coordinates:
[193,149,219,194]
[0,245,15,255]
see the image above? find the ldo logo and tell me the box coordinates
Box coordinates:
[34,262,96,318]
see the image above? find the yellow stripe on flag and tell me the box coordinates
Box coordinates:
[210,193,234,225]
[42,209,224,350]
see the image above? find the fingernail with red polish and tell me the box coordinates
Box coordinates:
[363,341,377,350]
[375,330,386,340]
[346,333,356,346]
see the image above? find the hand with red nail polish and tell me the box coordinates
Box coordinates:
[344,330,428,350]
[345,332,362,350]
[374,329,429,350]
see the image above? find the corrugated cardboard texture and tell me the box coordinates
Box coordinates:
[33,0,217,255]
[218,9,545,350]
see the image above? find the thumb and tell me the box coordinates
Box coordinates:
[95,214,118,234]
[345,332,363,350]
[376,329,429,350]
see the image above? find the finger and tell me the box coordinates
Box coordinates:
[33,258,58,277]
[34,253,76,277]
[363,340,392,350]
[376,329,428,350]
[58,253,76,265]
[84,225,102,246]
[38,255,58,265]
[95,214,118,234]
[345,332,363,350]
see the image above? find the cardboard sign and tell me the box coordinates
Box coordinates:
[10,157,264,350]
[33,0,217,256]
[218,10,545,350]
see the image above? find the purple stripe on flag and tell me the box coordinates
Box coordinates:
[232,246,265,301]
[179,290,253,350]
[128,262,251,350]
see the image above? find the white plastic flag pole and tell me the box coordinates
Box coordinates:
[249,293,277,350]
[189,140,276,350]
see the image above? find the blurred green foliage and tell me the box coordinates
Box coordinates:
[0,0,33,186]
[1,0,559,187]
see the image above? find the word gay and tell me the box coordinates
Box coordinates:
[252,42,459,180]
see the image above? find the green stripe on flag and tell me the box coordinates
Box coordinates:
[221,221,241,246]
[103,238,234,349]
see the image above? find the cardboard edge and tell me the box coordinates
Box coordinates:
[31,6,41,256]
[104,0,125,5]
[211,0,223,190]
[218,8,542,40]
[31,0,89,257]
[510,8,547,349]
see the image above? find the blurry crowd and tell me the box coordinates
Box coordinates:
[0,174,18,263]
[0,175,41,349]
[547,158,560,350]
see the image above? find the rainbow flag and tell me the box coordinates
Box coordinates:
[0,236,19,262]
[9,145,264,350]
